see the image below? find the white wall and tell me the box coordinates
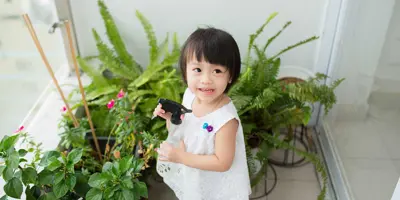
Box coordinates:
[375,0,400,91]
[325,0,396,122]
[69,0,327,72]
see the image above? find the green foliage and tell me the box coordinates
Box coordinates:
[263,133,327,200]
[86,156,147,200]
[67,0,185,143]
[229,12,344,200]
[0,131,84,199]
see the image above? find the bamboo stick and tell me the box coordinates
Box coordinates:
[64,20,102,162]
[22,14,79,128]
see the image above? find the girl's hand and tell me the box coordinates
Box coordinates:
[153,103,172,121]
[157,140,186,163]
[152,103,185,121]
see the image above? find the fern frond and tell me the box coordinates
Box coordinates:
[271,36,319,60]
[262,21,292,53]
[92,29,135,80]
[85,85,119,101]
[245,12,279,66]
[263,134,327,200]
[77,56,108,86]
[98,0,140,75]
[253,88,279,109]
[136,10,158,66]
[157,33,170,62]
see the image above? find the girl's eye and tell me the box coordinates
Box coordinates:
[213,69,223,74]
[193,68,201,72]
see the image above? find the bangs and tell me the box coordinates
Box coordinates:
[182,35,230,67]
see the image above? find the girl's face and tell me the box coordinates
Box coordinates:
[186,58,231,104]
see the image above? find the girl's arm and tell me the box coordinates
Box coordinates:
[159,119,238,172]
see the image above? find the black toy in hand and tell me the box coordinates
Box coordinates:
[153,98,192,125]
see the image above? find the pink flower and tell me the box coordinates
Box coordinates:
[107,99,115,109]
[117,89,125,99]
[61,106,67,112]
[14,126,24,133]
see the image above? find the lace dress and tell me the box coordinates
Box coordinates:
[156,88,252,200]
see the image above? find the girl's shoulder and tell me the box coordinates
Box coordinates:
[182,88,194,109]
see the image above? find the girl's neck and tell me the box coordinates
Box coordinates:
[192,94,226,117]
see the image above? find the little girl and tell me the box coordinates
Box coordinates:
[153,27,251,200]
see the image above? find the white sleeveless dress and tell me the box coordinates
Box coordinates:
[156,88,252,200]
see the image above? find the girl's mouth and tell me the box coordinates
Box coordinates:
[198,88,215,94]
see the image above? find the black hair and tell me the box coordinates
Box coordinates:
[179,27,241,93]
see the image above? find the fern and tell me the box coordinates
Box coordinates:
[136,10,158,66]
[92,29,135,80]
[77,57,109,86]
[98,0,141,76]
[270,35,319,60]
[262,21,292,53]
[245,12,278,67]
[263,134,327,200]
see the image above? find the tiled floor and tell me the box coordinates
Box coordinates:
[148,162,321,200]
[331,112,400,200]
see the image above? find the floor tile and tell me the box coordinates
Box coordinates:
[269,163,317,181]
[343,158,399,200]
[267,179,320,200]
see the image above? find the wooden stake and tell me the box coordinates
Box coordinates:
[64,20,102,162]
[22,14,79,128]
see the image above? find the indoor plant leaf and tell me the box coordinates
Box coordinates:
[4,177,23,198]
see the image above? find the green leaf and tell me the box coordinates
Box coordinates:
[39,151,60,167]
[86,188,103,200]
[14,169,22,179]
[136,10,157,66]
[135,181,148,198]
[3,166,14,181]
[132,159,144,174]
[53,180,69,198]
[25,185,40,200]
[67,148,83,165]
[38,192,57,200]
[104,187,118,199]
[22,167,37,185]
[6,150,19,170]
[0,195,8,200]
[38,169,53,185]
[119,156,133,174]
[54,171,64,185]
[47,157,62,171]
[88,173,110,188]
[102,162,113,172]
[18,149,28,157]
[1,134,20,152]
[4,177,23,198]
[85,85,119,101]
[77,57,109,86]
[121,176,133,189]
[66,174,77,190]
[112,162,120,176]
[115,189,135,200]
[0,166,5,175]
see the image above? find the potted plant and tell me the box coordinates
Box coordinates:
[65,0,185,141]
[228,12,344,200]
[0,92,152,200]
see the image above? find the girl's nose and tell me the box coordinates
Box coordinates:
[200,74,212,84]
